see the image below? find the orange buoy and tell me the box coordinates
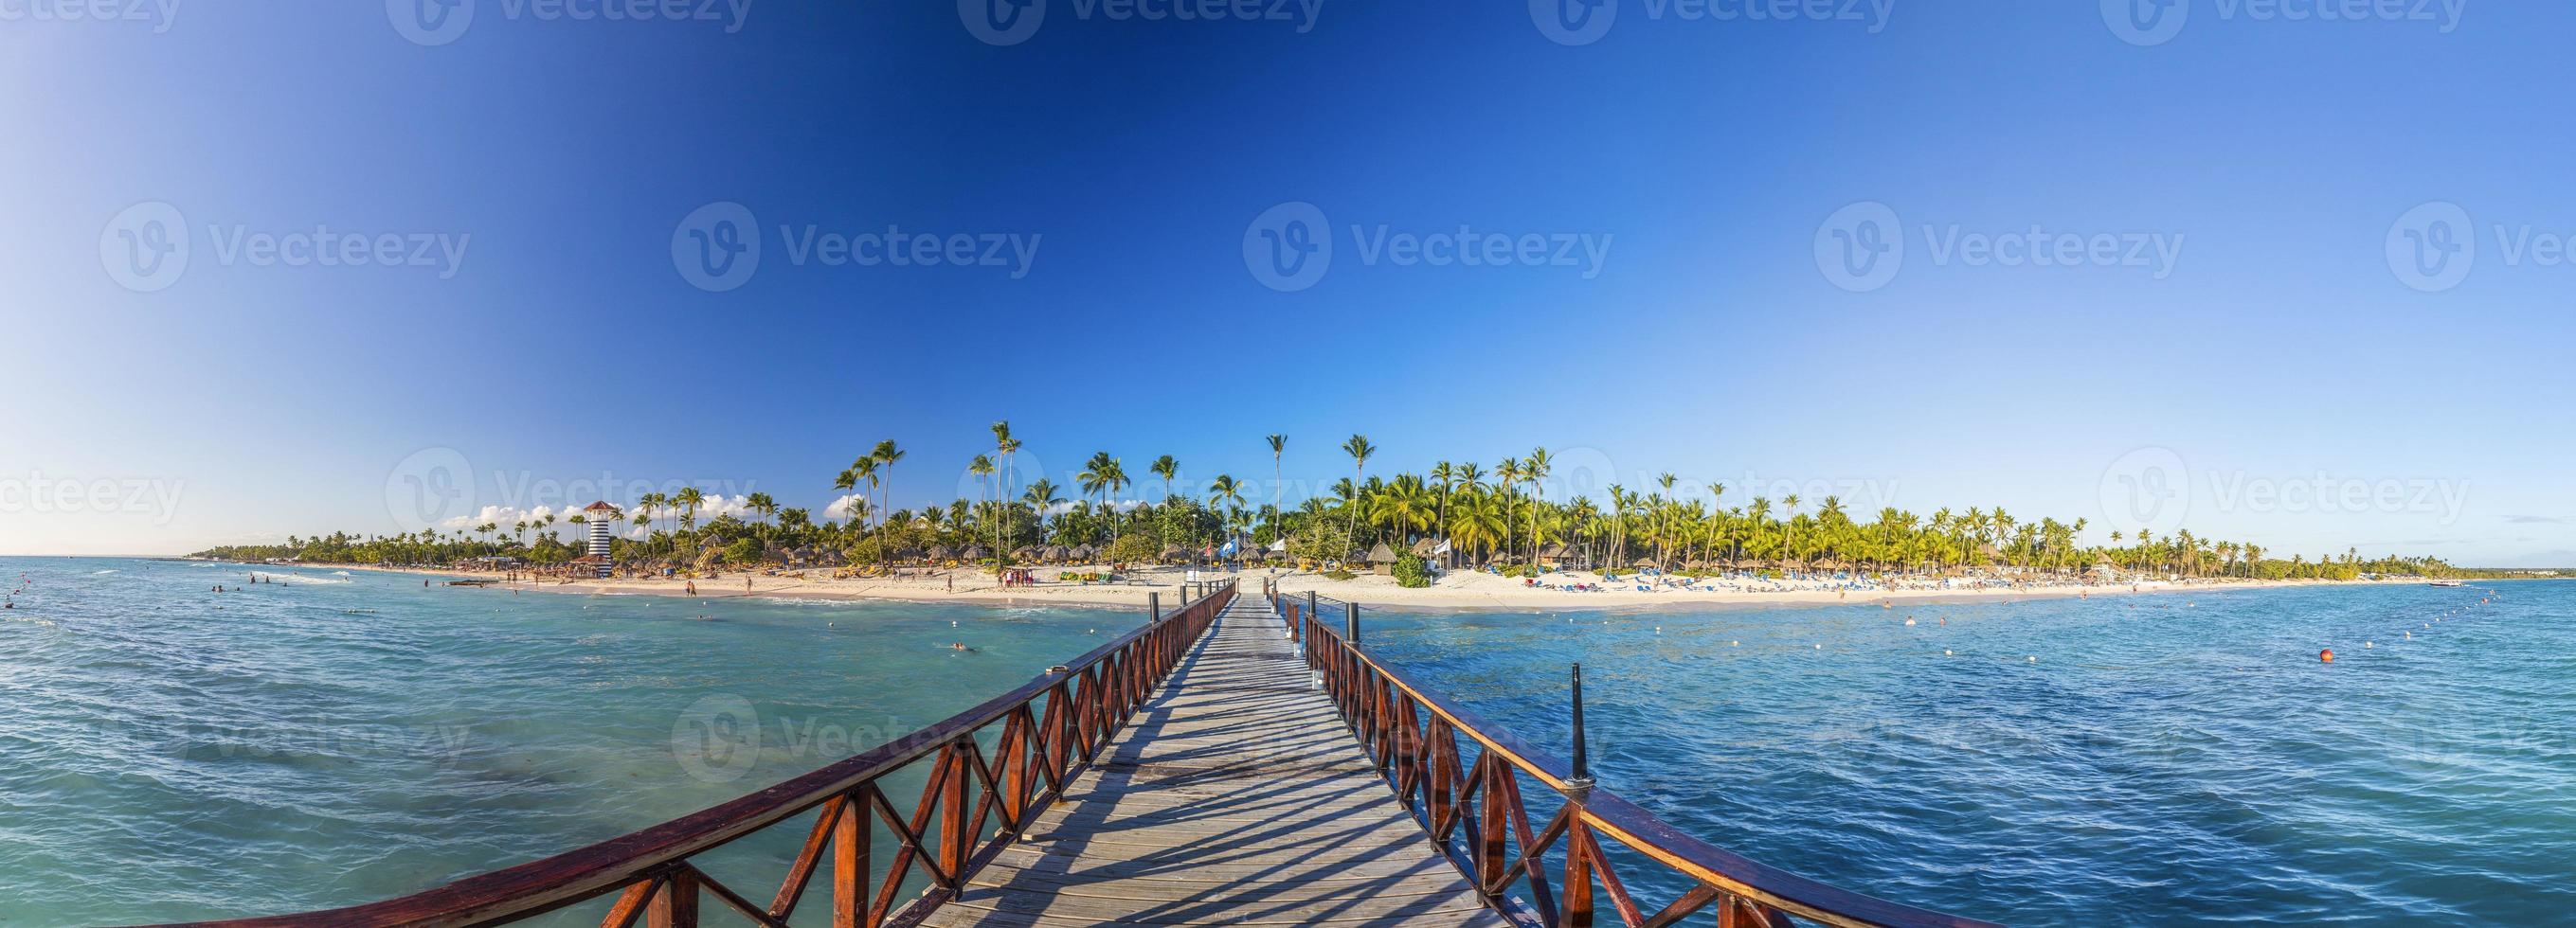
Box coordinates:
[2320,649,2335,663]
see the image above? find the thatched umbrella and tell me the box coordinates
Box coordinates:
[1366,542,1398,564]
[1411,538,1437,556]
[928,544,955,562]
[1070,544,1096,562]
[1160,544,1186,562]
[962,544,988,561]
[1043,544,1071,562]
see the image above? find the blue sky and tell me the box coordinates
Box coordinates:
[2,0,2569,563]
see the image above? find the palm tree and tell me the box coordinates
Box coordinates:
[1266,434,1287,505]
[633,492,660,544]
[1341,435,1375,550]
[676,487,706,537]
[1523,447,1552,567]
[868,440,904,562]
[1151,455,1180,501]
[1208,474,1246,535]
[992,421,1020,559]
[1656,473,1678,569]
[967,454,995,540]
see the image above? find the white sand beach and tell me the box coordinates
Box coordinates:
[336,562,2355,613]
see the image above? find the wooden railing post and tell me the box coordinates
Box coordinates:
[1568,663,1594,797]
[649,866,699,928]
[939,745,968,881]
[833,793,868,928]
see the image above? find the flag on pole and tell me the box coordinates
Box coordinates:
[1219,539,1238,558]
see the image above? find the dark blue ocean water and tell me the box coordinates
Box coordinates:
[1355,582,2576,925]
[0,557,1143,925]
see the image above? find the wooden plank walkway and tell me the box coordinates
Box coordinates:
[927,596,1509,927]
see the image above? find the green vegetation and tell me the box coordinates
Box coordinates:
[191,425,2486,581]
[1392,552,1431,589]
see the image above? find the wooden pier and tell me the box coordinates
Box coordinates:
[929,596,1504,926]
[163,580,1994,928]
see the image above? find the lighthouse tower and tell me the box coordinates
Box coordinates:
[583,501,621,578]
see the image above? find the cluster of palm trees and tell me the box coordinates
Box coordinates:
[199,425,2472,581]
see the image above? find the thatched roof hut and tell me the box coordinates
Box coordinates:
[928,545,955,562]
[1160,544,1185,562]
[1070,544,1096,562]
[1366,542,1398,564]
[1410,538,1438,556]
[1043,544,1071,562]
[962,544,988,561]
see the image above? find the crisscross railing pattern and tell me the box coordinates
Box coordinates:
[164,580,1236,928]
[1269,585,1998,928]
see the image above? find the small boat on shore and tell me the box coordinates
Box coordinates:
[2429,579,2464,587]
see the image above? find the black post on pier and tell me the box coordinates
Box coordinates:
[1149,592,1161,622]
[1567,663,1594,800]
[1345,601,1360,645]
[1306,591,1319,637]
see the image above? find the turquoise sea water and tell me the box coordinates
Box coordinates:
[0,557,1144,925]
[1354,582,2576,925]
[4,559,2569,925]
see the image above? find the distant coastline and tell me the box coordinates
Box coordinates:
[199,559,2464,614]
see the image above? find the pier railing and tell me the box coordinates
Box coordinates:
[163,580,1236,928]
[1270,586,1996,928]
